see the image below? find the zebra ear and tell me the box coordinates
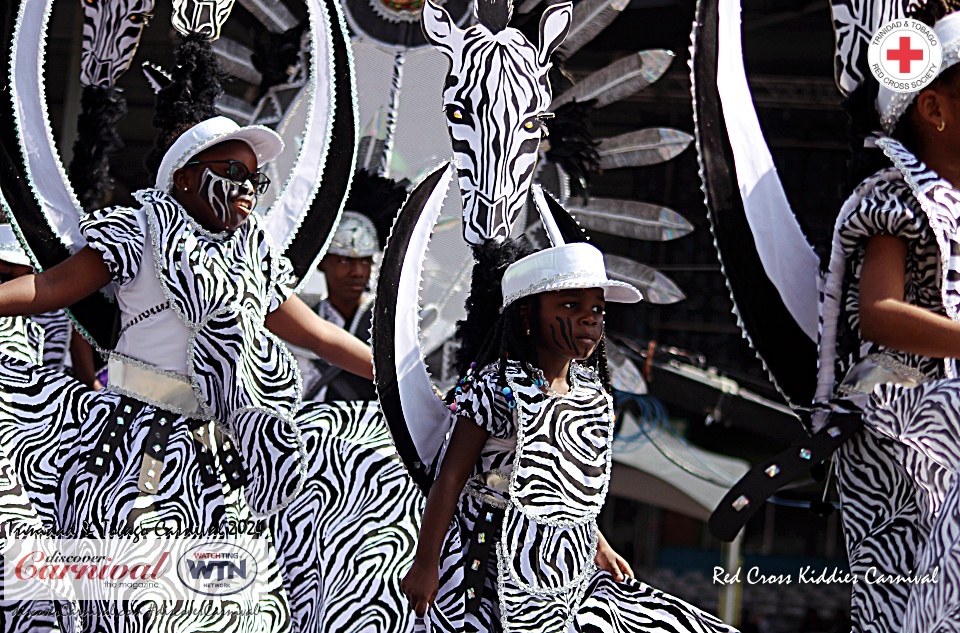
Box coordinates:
[537,1,572,66]
[422,0,462,58]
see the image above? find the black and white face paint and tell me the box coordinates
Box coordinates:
[198,168,257,229]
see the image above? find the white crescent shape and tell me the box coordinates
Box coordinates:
[396,164,456,471]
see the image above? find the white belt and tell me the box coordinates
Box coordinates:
[107,355,203,417]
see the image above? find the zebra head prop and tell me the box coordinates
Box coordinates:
[423,0,572,245]
[830,0,917,96]
[172,0,236,40]
[79,0,155,87]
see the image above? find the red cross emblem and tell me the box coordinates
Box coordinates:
[887,36,924,74]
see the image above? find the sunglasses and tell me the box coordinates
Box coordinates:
[185,160,271,195]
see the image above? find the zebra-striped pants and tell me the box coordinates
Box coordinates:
[838,378,960,633]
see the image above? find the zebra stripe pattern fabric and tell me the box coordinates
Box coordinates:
[80,0,154,87]
[171,0,235,40]
[828,0,920,95]
[30,311,72,370]
[422,1,571,245]
[270,401,422,633]
[422,361,736,632]
[0,356,293,632]
[0,316,45,366]
[86,190,308,518]
[819,138,960,632]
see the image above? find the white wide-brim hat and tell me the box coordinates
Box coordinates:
[877,12,960,133]
[501,242,642,308]
[0,224,31,267]
[155,116,284,191]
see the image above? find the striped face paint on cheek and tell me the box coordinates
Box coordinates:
[198,168,256,228]
[548,316,603,359]
[200,168,240,225]
[550,316,583,357]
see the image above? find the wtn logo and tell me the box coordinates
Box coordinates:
[177,542,259,595]
[185,559,247,580]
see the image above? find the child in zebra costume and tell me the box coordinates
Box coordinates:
[815,5,960,631]
[0,116,375,633]
[400,239,736,632]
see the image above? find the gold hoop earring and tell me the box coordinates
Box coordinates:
[938,120,946,132]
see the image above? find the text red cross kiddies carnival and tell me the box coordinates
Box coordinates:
[887,36,925,73]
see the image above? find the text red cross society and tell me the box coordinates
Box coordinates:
[887,36,925,73]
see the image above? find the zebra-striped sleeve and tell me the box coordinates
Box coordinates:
[79,206,145,287]
[268,254,298,312]
[837,177,928,249]
[455,364,514,439]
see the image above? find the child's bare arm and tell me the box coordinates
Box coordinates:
[401,416,489,617]
[0,247,112,316]
[860,234,960,357]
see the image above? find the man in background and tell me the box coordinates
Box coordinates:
[303,211,379,401]
[297,168,406,401]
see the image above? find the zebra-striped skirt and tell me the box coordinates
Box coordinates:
[420,486,737,633]
[269,400,422,633]
[0,357,423,633]
[837,378,960,633]
[0,356,291,633]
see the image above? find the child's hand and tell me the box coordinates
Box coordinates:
[401,557,440,617]
[594,538,635,582]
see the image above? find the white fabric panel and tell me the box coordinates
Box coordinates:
[395,164,456,468]
[12,0,86,253]
[262,0,343,255]
[716,0,820,341]
[112,210,190,374]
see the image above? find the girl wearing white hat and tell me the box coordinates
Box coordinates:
[818,4,960,631]
[400,237,735,632]
[0,117,373,630]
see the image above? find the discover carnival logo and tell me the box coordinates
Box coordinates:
[3,537,266,602]
[869,18,942,92]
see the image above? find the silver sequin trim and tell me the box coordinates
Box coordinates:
[502,270,596,309]
[464,480,508,509]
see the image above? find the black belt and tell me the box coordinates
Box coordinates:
[463,502,505,614]
[86,397,246,494]
[708,411,862,542]
[86,395,144,476]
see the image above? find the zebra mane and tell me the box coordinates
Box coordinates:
[145,34,225,178]
[172,0,237,41]
[475,0,513,33]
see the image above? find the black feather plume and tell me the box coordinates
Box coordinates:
[251,21,309,98]
[345,169,409,246]
[68,85,128,210]
[545,99,599,200]
[145,34,225,178]
[452,239,533,377]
